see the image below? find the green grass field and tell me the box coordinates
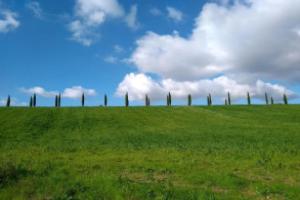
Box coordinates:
[0,106,300,199]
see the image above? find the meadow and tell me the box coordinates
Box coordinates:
[0,105,300,199]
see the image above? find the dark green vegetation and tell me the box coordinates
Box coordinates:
[0,106,300,199]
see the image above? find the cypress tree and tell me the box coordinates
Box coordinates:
[247,92,251,105]
[145,94,147,106]
[168,92,172,106]
[6,95,11,107]
[145,94,150,106]
[225,99,228,105]
[227,92,231,105]
[188,94,192,106]
[166,95,169,106]
[81,93,85,107]
[209,93,212,106]
[125,92,129,107]
[33,93,37,107]
[283,94,288,105]
[55,95,58,107]
[104,94,108,107]
[207,96,210,106]
[29,96,33,107]
[58,93,61,107]
[271,97,274,105]
[265,92,269,105]
[147,96,151,106]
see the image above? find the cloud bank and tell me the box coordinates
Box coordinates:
[116,0,300,102]
[116,73,295,101]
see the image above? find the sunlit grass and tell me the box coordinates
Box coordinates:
[0,105,299,199]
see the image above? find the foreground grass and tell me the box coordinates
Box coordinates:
[0,105,300,199]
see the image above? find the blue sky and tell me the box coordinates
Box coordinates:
[1,0,300,106]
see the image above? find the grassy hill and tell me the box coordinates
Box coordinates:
[0,105,300,199]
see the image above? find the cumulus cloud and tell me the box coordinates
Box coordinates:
[69,0,124,46]
[62,86,97,98]
[116,73,295,102]
[120,0,300,102]
[130,0,300,83]
[20,87,58,98]
[26,1,43,19]
[125,4,138,29]
[69,0,138,45]
[0,10,20,33]
[166,6,183,22]
[20,86,96,99]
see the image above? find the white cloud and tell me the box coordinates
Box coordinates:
[104,55,118,64]
[62,86,96,98]
[116,73,295,102]
[130,0,300,84]
[0,10,20,33]
[150,8,162,16]
[20,86,96,99]
[26,1,43,19]
[166,6,183,22]
[20,87,58,98]
[114,44,123,53]
[0,99,6,106]
[125,4,138,29]
[69,0,124,46]
[0,97,27,107]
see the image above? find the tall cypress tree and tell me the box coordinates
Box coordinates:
[6,95,11,107]
[283,94,288,105]
[271,97,274,105]
[29,96,33,107]
[247,92,251,105]
[265,92,269,105]
[58,93,61,107]
[33,93,37,107]
[207,96,210,106]
[147,95,150,106]
[168,92,172,106]
[81,93,85,107]
[188,94,192,106]
[209,93,212,106]
[125,92,129,107]
[104,94,108,107]
[55,95,58,107]
[145,94,150,106]
[227,92,231,105]
[166,94,169,106]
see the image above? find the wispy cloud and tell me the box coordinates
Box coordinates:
[125,4,139,29]
[0,10,20,33]
[150,8,162,16]
[113,45,124,53]
[166,6,183,22]
[104,55,118,64]
[26,1,43,19]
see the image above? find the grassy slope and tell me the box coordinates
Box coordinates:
[0,105,300,199]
